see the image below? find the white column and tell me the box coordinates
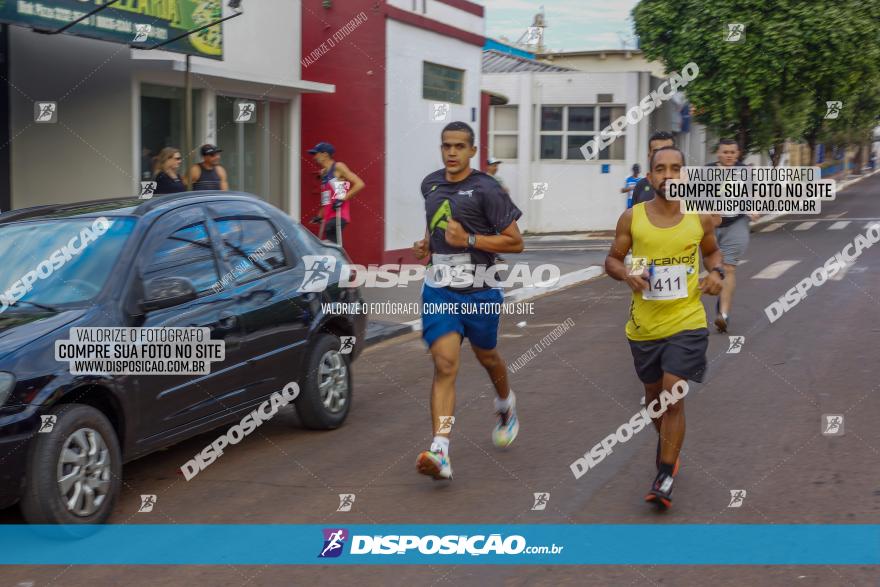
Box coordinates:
[517,72,534,232]
[200,89,216,146]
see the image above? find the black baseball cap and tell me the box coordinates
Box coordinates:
[201,144,222,156]
[308,142,335,156]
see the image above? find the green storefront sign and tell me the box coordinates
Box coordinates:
[0,0,223,59]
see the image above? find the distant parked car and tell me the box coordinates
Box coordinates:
[0,192,365,524]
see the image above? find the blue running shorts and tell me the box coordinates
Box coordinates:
[421,284,504,349]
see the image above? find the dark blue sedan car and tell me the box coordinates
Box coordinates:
[0,192,365,524]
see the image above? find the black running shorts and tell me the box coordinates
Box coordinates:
[628,328,709,384]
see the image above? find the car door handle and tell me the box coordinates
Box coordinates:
[217,313,238,330]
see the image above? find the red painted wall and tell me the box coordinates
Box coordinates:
[300,1,386,265]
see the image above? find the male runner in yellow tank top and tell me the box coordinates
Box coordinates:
[605,146,724,509]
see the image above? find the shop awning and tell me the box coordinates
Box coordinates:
[132,54,335,97]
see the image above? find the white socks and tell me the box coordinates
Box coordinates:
[432,435,450,456]
[431,390,516,455]
[495,390,515,414]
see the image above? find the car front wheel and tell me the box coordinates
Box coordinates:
[19,404,122,525]
[295,333,352,430]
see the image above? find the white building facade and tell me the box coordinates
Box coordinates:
[383,0,485,257]
[8,0,331,214]
[483,50,709,233]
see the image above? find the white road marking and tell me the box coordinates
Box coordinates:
[866,221,880,230]
[831,263,851,281]
[760,223,785,232]
[764,217,877,222]
[793,221,817,231]
[505,266,605,303]
[833,266,867,281]
[828,221,851,230]
[825,211,848,219]
[525,245,611,251]
[751,260,802,279]
[525,234,613,242]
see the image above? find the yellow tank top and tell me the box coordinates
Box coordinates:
[625,203,707,341]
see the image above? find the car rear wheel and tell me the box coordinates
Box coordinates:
[295,333,352,430]
[19,404,122,525]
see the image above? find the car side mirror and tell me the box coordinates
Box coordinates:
[141,277,198,312]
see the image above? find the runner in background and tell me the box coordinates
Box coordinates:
[631,132,675,206]
[308,142,365,244]
[709,139,759,333]
[621,163,641,209]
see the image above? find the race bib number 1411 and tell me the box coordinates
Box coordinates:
[643,265,688,300]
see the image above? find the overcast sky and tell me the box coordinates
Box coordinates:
[480,0,641,52]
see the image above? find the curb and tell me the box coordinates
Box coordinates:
[364,321,417,346]
[364,265,606,347]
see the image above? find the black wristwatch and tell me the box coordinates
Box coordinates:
[467,233,477,249]
[710,266,726,280]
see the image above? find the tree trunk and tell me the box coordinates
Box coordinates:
[770,141,785,167]
[737,101,751,156]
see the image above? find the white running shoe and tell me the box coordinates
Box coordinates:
[416,443,453,480]
[492,395,519,448]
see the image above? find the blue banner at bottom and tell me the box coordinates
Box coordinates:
[0,525,878,565]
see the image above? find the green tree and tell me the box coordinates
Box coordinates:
[633,0,880,165]
[796,1,880,165]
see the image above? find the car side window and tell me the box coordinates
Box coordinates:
[214,217,289,283]
[143,222,220,295]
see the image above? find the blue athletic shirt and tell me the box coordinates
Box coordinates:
[624,175,640,208]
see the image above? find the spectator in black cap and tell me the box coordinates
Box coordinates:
[189,144,229,191]
[308,141,365,244]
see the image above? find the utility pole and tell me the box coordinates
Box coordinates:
[185,54,192,186]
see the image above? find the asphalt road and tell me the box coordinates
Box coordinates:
[3,175,880,585]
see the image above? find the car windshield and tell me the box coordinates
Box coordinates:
[0,216,136,310]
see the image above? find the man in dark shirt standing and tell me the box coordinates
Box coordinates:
[188,144,229,191]
[411,121,524,481]
[631,131,676,206]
